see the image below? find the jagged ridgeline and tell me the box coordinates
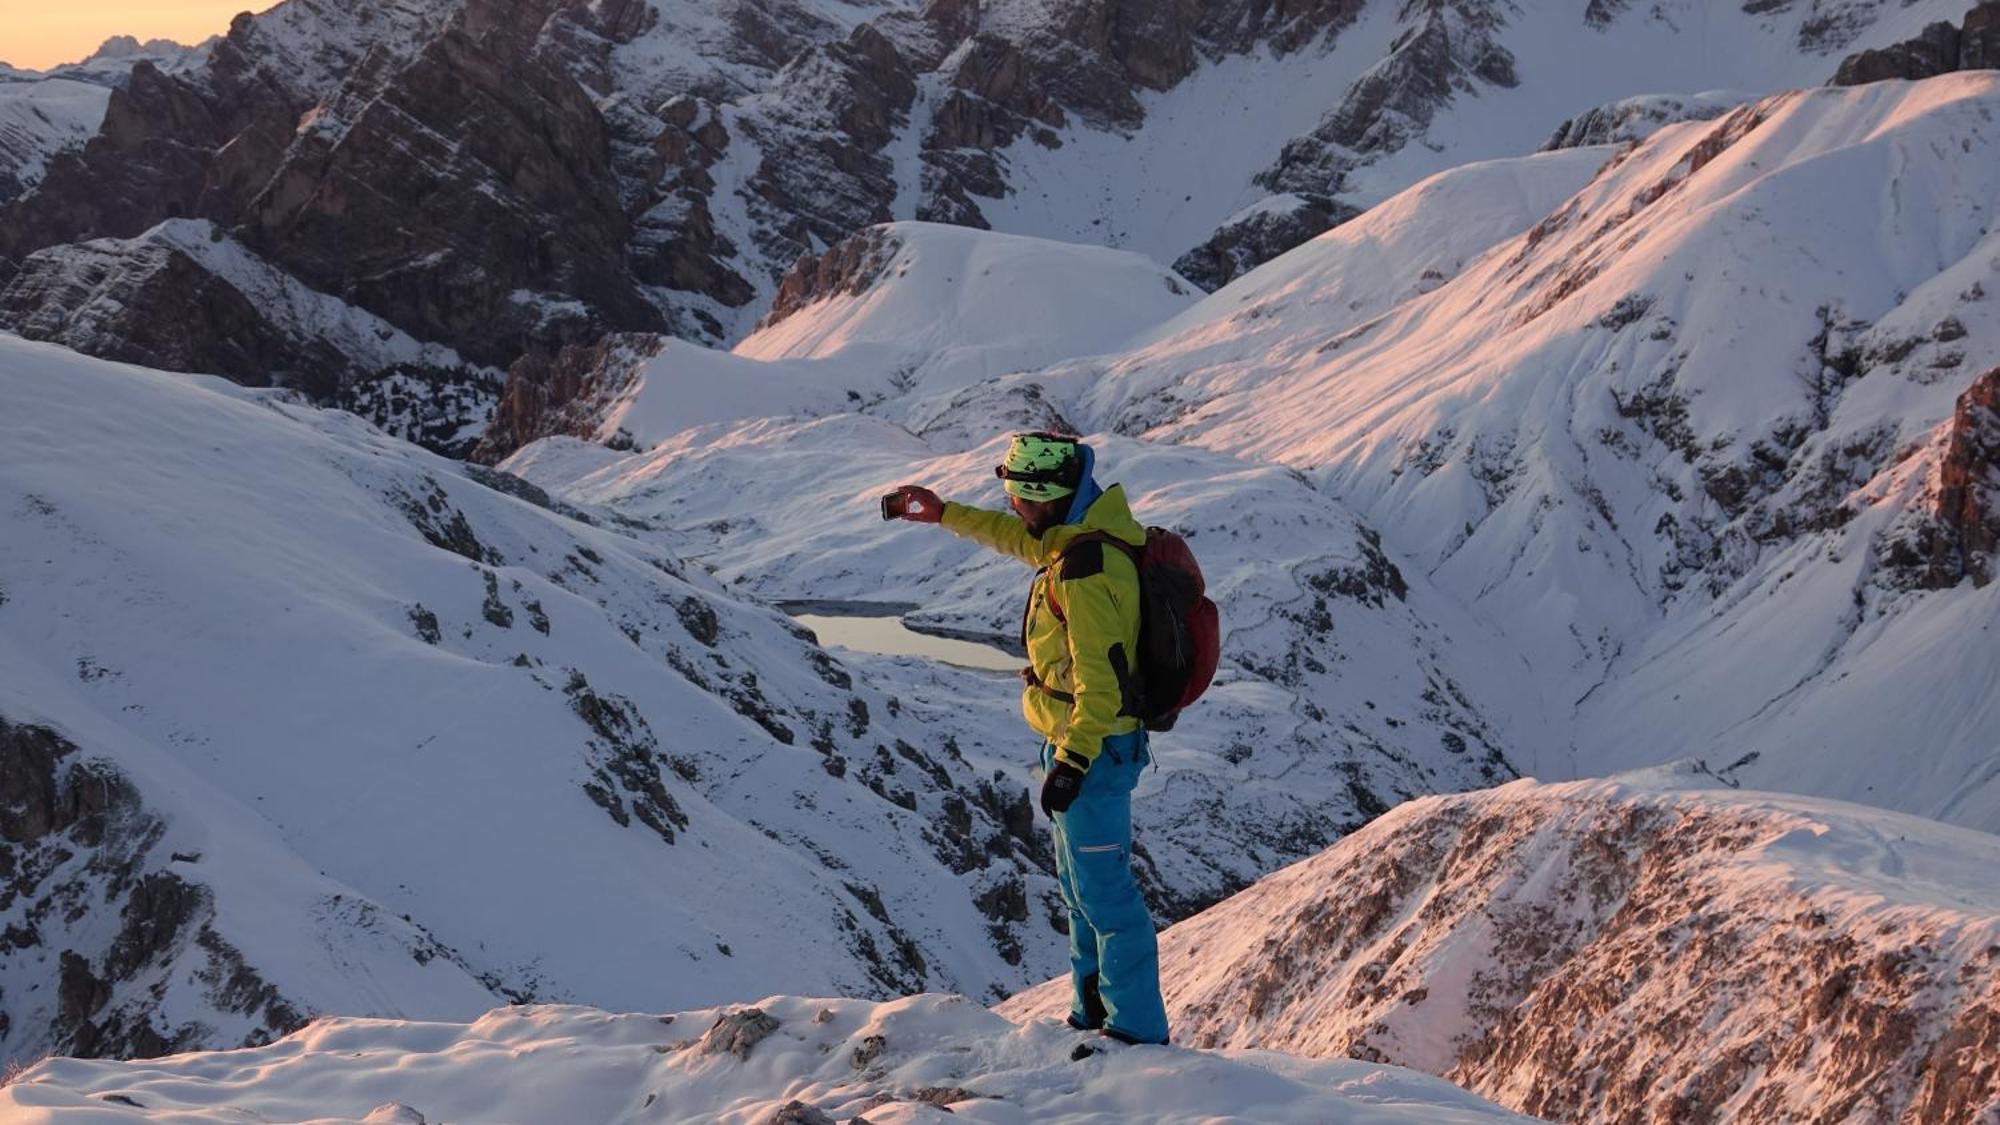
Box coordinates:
[2,0,1995,449]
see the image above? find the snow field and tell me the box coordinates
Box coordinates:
[1,994,1534,1124]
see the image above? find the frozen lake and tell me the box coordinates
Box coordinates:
[781,601,1021,672]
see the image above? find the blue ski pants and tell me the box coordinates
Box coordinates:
[1041,730,1169,1044]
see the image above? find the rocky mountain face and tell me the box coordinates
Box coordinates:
[0,36,213,206]
[1252,0,1518,206]
[1170,193,1360,292]
[0,220,480,401]
[1001,777,2000,1124]
[1539,91,1753,153]
[475,333,663,460]
[0,0,657,453]
[0,80,108,205]
[6,0,1977,460]
[1832,0,2000,84]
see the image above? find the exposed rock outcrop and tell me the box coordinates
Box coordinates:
[240,0,663,369]
[0,233,335,394]
[1881,366,2000,589]
[0,61,231,275]
[0,222,473,399]
[759,226,904,332]
[1831,1,2000,85]
[0,718,308,1062]
[1971,1,2000,70]
[1833,20,1964,85]
[1256,0,1518,201]
[474,333,665,462]
[1171,195,1355,291]
[1541,92,1751,151]
[0,0,658,410]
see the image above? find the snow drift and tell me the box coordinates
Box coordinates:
[0,994,1532,1124]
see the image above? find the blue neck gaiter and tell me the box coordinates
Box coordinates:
[1061,443,1101,526]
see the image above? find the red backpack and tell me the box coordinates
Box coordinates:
[1060,528,1222,732]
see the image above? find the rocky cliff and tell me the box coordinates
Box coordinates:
[0,721,306,1059]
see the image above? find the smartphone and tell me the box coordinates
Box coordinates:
[880,492,906,521]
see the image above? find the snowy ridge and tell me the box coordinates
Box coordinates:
[1125,145,1619,353]
[215,0,461,109]
[741,222,1197,378]
[583,222,1200,445]
[10,220,475,380]
[903,0,1970,270]
[1,994,1532,1123]
[1036,72,2000,830]
[0,78,109,202]
[3,0,1983,411]
[1002,775,2000,1123]
[0,333,1098,1062]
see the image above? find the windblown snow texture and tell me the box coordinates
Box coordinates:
[0,994,1534,1123]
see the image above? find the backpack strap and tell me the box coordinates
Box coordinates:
[1043,531,1140,624]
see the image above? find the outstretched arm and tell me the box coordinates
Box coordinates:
[939,501,1049,566]
[887,485,1048,566]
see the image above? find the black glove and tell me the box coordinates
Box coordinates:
[1040,760,1086,818]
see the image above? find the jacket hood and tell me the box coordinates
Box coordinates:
[1046,483,1145,552]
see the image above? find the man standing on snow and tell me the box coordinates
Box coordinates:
[886,432,1169,1046]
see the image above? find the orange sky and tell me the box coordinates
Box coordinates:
[3,3,271,71]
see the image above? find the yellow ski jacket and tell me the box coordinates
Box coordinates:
[940,486,1146,771]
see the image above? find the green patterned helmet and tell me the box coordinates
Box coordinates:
[995,431,1082,501]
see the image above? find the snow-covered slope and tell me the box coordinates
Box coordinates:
[1033,72,2000,830]
[0,77,108,202]
[1002,775,2000,1124]
[500,72,2000,932]
[1124,145,1619,354]
[505,419,1538,923]
[741,222,1197,381]
[0,334,1091,1062]
[1,994,1533,1124]
[503,222,1201,452]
